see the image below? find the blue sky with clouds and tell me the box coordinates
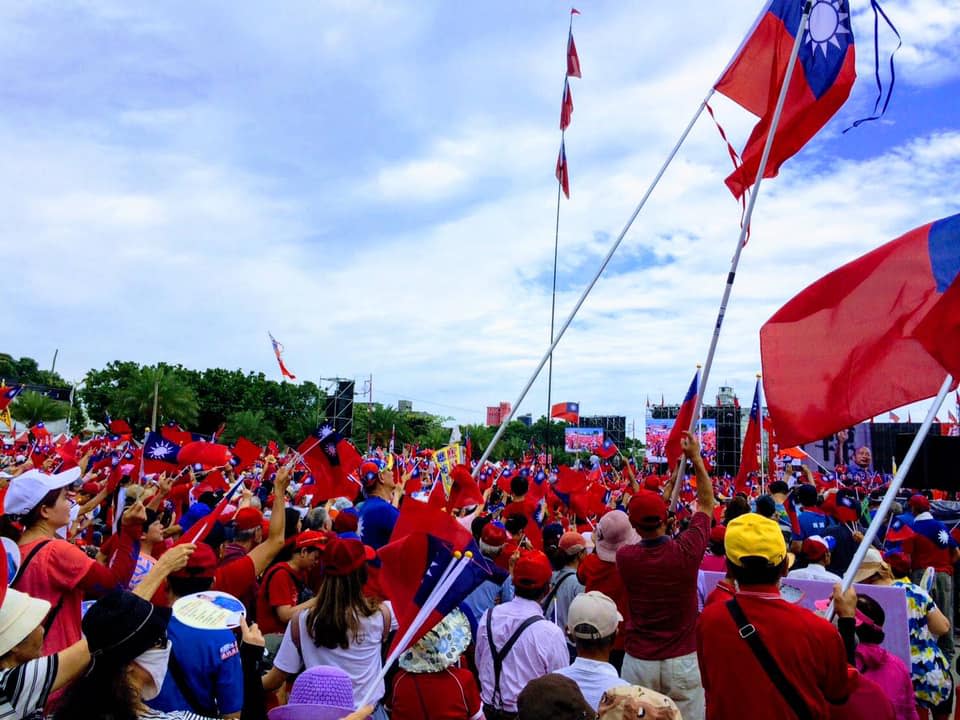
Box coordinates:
[5,0,959,431]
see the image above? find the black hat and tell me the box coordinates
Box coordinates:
[83,591,171,667]
[517,674,593,720]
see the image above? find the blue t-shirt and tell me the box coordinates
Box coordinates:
[357,496,399,549]
[149,617,243,716]
[792,509,836,542]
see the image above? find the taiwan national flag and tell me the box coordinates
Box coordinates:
[0,386,22,411]
[665,369,701,470]
[551,401,580,424]
[230,436,263,473]
[143,432,181,473]
[762,213,960,448]
[378,532,493,654]
[596,437,619,460]
[735,379,762,493]
[297,425,362,501]
[716,0,856,199]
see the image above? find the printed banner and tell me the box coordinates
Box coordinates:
[564,427,603,453]
[434,443,465,495]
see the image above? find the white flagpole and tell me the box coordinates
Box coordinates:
[671,0,813,509]
[473,93,715,475]
[758,374,766,494]
[838,375,954,594]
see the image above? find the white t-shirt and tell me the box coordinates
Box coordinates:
[787,563,843,584]
[273,602,398,706]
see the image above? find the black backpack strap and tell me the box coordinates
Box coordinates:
[486,607,545,711]
[540,571,575,615]
[725,599,813,720]
[166,648,219,717]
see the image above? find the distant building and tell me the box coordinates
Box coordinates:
[485,401,513,426]
[398,400,413,412]
[517,414,533,427]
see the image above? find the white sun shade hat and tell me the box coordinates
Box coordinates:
[0,589,51,656]
[3,467,82,516]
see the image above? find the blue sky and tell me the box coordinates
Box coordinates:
[4,0,959,431]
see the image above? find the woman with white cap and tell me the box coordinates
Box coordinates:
[0,467,143,658]
[0,588,90,719]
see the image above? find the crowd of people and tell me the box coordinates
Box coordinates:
[0,425,957,720]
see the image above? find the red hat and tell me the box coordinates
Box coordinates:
[801,536,830,563]
[480,522,508,548]
[884,551,911,578]
[643,476,660,492]
[296,530,331,551]
[627,491,667,530]
[170,542,218,580]
[558,531,587,555]
[909,494,930,513]
[709,525,727,544]
[332,508,359,534]
[233,507,263,531]
[512,550,552,589]
[323,537,371,576]
[359,460,385,488]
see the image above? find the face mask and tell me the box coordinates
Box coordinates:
[133,641,171,701]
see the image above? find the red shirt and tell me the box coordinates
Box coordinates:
[256,564,304,635]
[616,512,709,660]
[577,553,628,651]
[703,579,735,607]
[213,555,257,609]
[390,667,482,720]
[700,554,727,573]
[696,587,849,720]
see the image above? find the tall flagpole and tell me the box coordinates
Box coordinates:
[472,94,713,476]
[671,0,813,508]
[757,373,765,494]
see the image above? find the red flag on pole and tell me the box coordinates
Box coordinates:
[567,31,581,78]
[268,332,297,380]
[555,140,570,198]
[714,0,856,199]
[560,79,573,130]
[665,369,700,470]
[762,213,960,447]
[735,380,761,492]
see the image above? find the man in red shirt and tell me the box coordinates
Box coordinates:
[696,512,857,719]
[256,530,327,636]
[616,432,714,719]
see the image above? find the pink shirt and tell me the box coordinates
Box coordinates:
[475,597,569,712]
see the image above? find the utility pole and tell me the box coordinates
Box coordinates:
[151,375,160,431]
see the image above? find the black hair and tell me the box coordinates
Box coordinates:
[855,594,886,644]
[727,556,786,586]
[471,514,491,542]
[284,507,302,540]
[54,663,139,720]
[574,632,616,653]
[755,495,777,519]
[708,540,725,557]
[510,476,529,498]
[723,496,751,525]
[514,583,549,601]
[769,480,789,495]
[504,513,528,535]
[167,575,214,598]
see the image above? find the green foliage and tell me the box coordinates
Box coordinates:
[108,365,200,430]
[10,391,70,426]
[222,410,279,446]
[0,353,70,388]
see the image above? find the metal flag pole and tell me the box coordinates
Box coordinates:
[671,0,813,509]
[838,375,954,595]
[757,373,765,494]
[472,93,714,475]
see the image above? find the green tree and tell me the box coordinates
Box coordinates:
[79,361,143,428]
[10,391,70,427]
[222,410,279,446]
[113,365,199,429]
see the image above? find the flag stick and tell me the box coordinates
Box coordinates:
[671,0,813,509]
[357,553,473,708]
[472,94,715,476]
[837,374,954,595]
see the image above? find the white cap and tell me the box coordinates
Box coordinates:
[3,467,81,516]
[0,589,51,656]
[566,590,623,640]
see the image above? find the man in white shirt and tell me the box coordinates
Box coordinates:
[786,535,842,583]
[554,591,629,710]
[476,550,569,720]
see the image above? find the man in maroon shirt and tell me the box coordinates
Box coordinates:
[696,513,858,719]
[616,432,714,719]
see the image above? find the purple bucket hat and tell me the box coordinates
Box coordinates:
[268,665,356,720]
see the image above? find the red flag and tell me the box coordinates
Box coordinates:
[391,496,473,549]
[761,214,960,448]
[949,410,958,424]
[178,441,232,468]
[735,380,761,493]
[56,437,80,469]
[555,140,569,198]
[108,419,132,435]
[297,432,362,502]
[178,477,245,545]
[665,369,700,470]
[888,411,901,423]
[555,465,588,494]
[268,332,297,380]
[161,425,193,446]
[447,465,483,510]
[550,401,580,423]
[566,31,581,78]
[715,0,856,199]
[560,79,573,130]
[231,437,262,472]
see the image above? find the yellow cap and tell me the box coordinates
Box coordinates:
[725,513,787,567]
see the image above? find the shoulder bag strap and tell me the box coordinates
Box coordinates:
[540,571,574,613]
[489,611,545,710]
[725,599,813,720]
[11,540,51,587]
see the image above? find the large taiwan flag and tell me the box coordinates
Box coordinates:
[716,0,856,198]
[762,213,960,448]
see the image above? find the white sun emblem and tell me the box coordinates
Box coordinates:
[805,0,851,57]
[147,440,176,459]
[938,529,950,547]
[324,443,337,456]
[317,424,334,440]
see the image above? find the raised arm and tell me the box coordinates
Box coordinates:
[681,431,715,518]
[246,467,290,576]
